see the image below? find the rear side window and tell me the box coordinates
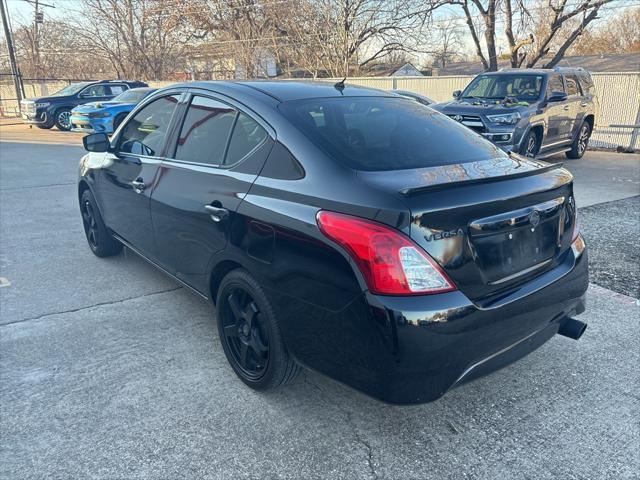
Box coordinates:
[546,74,564,94]
[279,97,505,171]
[577,72,594,94]
[109,85,126,95]
[80,84,108,98]
[224,112,268,166]
[118,94,180,156]
[175,96,236,165]
[565,75,581,96]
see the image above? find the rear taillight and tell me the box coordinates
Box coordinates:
[316,211,456,295]
[571,207,580,241]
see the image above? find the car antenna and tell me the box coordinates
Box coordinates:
[334,77,347,93]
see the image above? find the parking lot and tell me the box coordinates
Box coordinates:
[1,125,639,479]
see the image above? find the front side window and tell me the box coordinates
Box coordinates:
[118,94,180,156]
[279,96,504,171]
[175,96,237,165]
[52,83,89,97]
[565,75,581,96]
[462,74,543,101]
[546,74,564,95]
[80,84,108,97]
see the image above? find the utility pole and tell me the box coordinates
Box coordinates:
[0,0,24,105]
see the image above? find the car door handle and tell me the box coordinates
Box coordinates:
[580,102,588,107]
[204,205,229,222]
[131,179,146,193]
[563,105,570,111]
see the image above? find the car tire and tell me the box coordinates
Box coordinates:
[36,123,54,129]
[566,121,591,159]
[54,108,73,131]
[216,269,301,391]
[520,130,539,158]
[113,113,127,132]
[80,189,122,257]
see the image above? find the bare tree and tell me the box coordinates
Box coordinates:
[569,5,640,55]
[70,0,192,80]
[449,0,615,71]
[526,0,613,68]
[430,19,464,68]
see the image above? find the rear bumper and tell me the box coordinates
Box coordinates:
[272,241,588,404]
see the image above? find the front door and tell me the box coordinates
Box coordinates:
[95,93,181,259]
[151,93,273,294]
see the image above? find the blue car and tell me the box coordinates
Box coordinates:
[70,87,157,134]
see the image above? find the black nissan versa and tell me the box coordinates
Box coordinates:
[78,81,589,404]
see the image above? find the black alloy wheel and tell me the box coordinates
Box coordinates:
[217,270,300,389]
[80,189,122,257]
[81,199,99,250]
[220,288,270,379]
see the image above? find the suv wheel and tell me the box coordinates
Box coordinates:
[54,109,72,131]
[566,122,591,159]
[216,269,301,390]
[520,131,539,158]
[80,189,122,257]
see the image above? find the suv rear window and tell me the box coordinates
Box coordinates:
[279,97,504,171]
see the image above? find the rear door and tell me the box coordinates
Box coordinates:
[563,74,583,139]
[151,92,273,294]
[542,73,569,146]
[95,93,182,259]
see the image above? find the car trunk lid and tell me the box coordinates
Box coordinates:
[358,154,577,302]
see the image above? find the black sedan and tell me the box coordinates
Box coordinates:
[78,81,588,404]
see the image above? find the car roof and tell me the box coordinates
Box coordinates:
[172,80,394,103]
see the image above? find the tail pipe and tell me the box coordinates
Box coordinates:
[558,318,587,340]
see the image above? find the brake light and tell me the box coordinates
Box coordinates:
[571,206,580,241]
[316,211,456,295]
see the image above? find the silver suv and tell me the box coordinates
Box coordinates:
[431,68,597,159]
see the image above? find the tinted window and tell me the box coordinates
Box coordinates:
[577,72,594,94]
[565,75,581,96]
[279,97,505,171]
[112,88,155,104]
[546,74,564,94]
[80,84,108,97]
[109,85,126,95]
[462,74,543,101]
[118,95,179,156]
[224,112,268,166]
[175,96,236,165]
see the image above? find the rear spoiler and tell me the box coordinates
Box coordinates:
[399,161,565,196]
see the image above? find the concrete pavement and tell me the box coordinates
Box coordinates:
[1,139,638,479]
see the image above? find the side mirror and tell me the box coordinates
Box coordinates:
[453,90,462,99]
[547,91,568,102]
[83,133,110,152]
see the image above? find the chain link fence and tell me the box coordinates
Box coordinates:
[1,73,638,151]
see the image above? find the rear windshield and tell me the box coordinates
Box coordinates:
[279,96,505,171]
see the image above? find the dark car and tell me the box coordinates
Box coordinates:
[20,80,148,131]
[77,81,588,404]
[431,68,597,159]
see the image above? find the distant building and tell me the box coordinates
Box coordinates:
[432,53,640,75]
